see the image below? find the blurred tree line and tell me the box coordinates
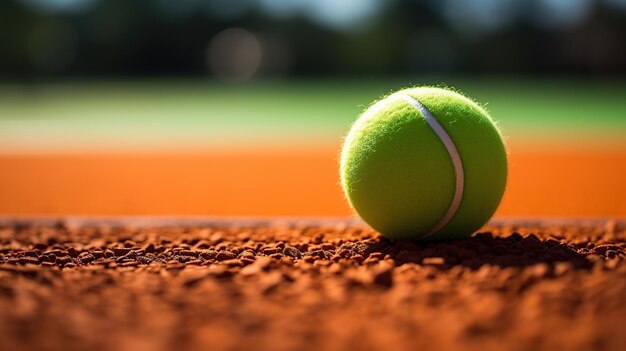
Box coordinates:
[1,0,625,80]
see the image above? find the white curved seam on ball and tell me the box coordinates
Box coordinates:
[398,94,465,239]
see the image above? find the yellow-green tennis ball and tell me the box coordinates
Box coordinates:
[340,87,507,241]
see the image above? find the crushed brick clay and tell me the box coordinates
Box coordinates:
[0,218,625,351]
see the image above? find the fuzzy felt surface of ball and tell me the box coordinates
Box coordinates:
[340,87,507,241]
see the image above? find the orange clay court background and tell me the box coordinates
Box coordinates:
[1,141,626,217]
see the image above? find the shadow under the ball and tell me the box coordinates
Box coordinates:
[379,233,592,271]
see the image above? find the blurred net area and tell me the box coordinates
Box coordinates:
[1,0,625,79]
[1,0,626,217]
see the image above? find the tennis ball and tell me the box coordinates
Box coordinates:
[340,87,507,241]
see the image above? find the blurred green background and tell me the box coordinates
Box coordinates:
[1,78,626,152]
[1,0,625,152]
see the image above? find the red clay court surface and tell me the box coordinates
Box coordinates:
[1,145,626,217]
[1,138,626,351]
[0,217,625,351]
